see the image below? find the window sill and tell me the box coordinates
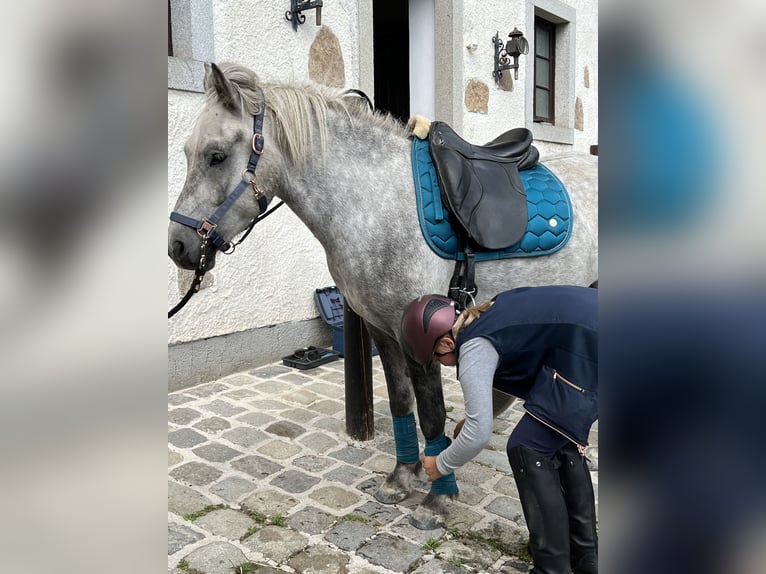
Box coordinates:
[529,122,574,145]
[168,57,206,93]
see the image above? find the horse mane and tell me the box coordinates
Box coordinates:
[211,63,409,167]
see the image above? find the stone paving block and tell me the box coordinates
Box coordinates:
[264,420,306,439]
[287,544,351,574]
[204,399,246,417]
[252,380,295,394]
[222,427,269,449]
[485,496,525,523]
[329,446,372,465]
[474,519,528,553]
[242,525,308,563]
[178,541,248,574]
[498,558,532,572]
[292,454,336,474]
[282,388,321,406]
[168,481,215,517]
[257,439,302,460]
[193,416,232,434]
[323,464,368,485]
[474,449,511,473]
[193,508,257,539]
[249,365,292,378]
[230,455,284,479]
[170,461,223,486]
[168,407,202,425]
[280,372,314,385]
[236,411,277,427]
[222,388,258,400]
[355,476,385,499]
[445,505,484,531]
[492,476,520,498]
[168,449,183,467]
[312,416,346,433]
[240,488,300,517]
[358,533,425,572]
[193,442,244,463]
[298,431,339,453]
[457,460,501,487]
[270,469,321,493]
[412,559,466,573]
[185,382,230,398]
[309,485,361,510]
[168,428,208,448]
[310,399,344,415]
[351,501,403,527]
[303,381,345,399]
[361,453,395,474]
[168,393,196,406]
[168,521,205,555]
[209,476,257,503]
[247,399,291,411]
[220,373,257,386]
[281,407,321,424]
[324,520,376,550]
[391,520,445,547]
[286,505,336,535]
[435,538,501,573]
[457,482,491,507]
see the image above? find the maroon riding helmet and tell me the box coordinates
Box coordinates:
[400,295,458,365]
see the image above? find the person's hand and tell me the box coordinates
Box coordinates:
[453,419,465,439]
[420,455,443,481]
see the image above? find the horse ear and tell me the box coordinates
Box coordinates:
[204,62,240,114]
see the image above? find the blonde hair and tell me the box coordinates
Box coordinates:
[451,301,494,337]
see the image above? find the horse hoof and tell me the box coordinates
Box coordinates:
[408,492,451,530]
[373,487,409,505]
[408,507,446,530]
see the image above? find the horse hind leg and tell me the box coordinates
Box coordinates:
[365,324,421,504]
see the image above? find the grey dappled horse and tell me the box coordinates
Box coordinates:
[168,63,598,529]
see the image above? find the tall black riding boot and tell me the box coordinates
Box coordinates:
[508,445,571,574]
[556,443,598,574]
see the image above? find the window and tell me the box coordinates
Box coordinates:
[534,17,555,123]
[168,0,173,57]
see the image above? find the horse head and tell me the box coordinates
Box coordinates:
[168,63,282,270]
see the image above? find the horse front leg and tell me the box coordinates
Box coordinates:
[365,324,421,504]
[407,357,457,530]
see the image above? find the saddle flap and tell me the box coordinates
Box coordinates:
[429,121,538,250]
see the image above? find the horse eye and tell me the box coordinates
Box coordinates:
[210,152,226,166]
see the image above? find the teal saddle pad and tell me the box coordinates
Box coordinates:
[411,136,573,261]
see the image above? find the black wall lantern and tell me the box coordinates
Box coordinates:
[492,28,529,84]
[285,0,323,31]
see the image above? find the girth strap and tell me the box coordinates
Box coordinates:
[448,243,477,311]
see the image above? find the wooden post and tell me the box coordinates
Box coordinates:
[343,303,375,440]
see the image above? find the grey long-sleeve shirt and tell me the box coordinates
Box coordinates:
[436,337,499,476]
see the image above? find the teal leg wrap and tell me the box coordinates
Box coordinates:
[392,413,419,464]
[425,435,459,495]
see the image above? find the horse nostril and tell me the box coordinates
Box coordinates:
[172,240,186,261]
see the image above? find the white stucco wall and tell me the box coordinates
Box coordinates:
[168,0,597,361]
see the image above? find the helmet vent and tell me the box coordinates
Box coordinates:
[422,299,451,332]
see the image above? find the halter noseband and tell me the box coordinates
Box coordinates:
[169,87,269,253]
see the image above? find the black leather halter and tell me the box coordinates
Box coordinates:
[168,87,283,318]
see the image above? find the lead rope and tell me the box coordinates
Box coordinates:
[168,201,284,318]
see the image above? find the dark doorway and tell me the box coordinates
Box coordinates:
[373,0,409,122]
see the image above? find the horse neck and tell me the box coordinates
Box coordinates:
[275,110,413,249]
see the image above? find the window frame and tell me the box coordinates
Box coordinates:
[533,17,556,124]
[167,0,214,93]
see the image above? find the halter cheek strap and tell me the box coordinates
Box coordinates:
[169,87,268,252]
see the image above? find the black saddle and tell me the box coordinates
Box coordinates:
[429,121,539,250]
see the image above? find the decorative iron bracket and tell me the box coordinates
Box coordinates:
[492,28,529,84]
[285,0,323,31]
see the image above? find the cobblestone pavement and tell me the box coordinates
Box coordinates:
[168,356,598,573]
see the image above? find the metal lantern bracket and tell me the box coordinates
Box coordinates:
[286,0,323,31]
[493,27,529,84]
